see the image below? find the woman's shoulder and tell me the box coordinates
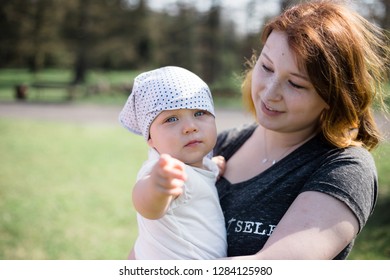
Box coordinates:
[304,134,374,160]
[321,141,376,167]
[303,142,378,231]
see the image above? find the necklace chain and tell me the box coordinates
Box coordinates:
[262,129,317,165]
[262,158,277,165]
[262,130,295,165]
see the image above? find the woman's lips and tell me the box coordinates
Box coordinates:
[261,101,283,116]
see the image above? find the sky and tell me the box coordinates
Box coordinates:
[135,0,385,34]
[144,0,281,34]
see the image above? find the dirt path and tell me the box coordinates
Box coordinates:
[0,101,254,132]
[0,101,388,140]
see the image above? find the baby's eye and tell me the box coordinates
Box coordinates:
[165,116,178,123]
[194,111,205,117]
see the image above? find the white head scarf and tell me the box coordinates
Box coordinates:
[119,66,215,140]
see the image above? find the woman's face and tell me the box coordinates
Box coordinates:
[251,31,328,134]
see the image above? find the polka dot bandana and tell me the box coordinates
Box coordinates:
[119,66,215,140]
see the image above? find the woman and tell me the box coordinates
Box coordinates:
[214,0,390,259]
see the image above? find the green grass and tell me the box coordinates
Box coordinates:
[0,118,389,259]
[0,118,147,259]
[348,144,390,259]
[0,68,140,104]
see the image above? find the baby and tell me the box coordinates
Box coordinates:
[119,66,227,259]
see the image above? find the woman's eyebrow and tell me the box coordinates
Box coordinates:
[262,52,310,81]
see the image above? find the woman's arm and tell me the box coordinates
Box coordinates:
[229,191,359,260]
[133,154,187,220]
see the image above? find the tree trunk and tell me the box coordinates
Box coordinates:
[72,0,89,84]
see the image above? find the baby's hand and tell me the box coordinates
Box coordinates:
[152,154,187,197]
[212,155,226,179]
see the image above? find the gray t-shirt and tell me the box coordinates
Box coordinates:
[214,123,378,259]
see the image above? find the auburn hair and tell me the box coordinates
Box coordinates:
[242,0,390,150]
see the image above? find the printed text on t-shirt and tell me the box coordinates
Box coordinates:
[226,218,276,236]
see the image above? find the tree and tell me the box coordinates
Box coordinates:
[0,0,66,71]
[198,3,222,84]
[149,3,199,71]
[62,0,131,83]
[0,0,27,67]
[280,0,300,11]
[130,0,153,68]
[378,0,390,29]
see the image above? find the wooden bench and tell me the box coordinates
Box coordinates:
[15,81,132,101]
[30,82,76,100]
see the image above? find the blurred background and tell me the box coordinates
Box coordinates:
[0,0,389,260]
[1,0,389,92]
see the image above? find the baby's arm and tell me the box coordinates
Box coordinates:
[132,154,187,220]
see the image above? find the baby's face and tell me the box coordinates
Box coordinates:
[148,108,217,168]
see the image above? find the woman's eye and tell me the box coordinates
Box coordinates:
[262,64,273,72]
[194,111,205,117]
[289,80,305,89]
[165,116,178,123]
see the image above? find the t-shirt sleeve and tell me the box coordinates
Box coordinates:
[301,147,378,232]
[136,158,158,181]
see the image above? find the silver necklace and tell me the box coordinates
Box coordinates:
[262,158,277,165]
[262,130,295,165]
[262,151,292,165]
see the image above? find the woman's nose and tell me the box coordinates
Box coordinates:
[263,77,283,101]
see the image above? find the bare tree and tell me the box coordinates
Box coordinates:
[280,0,300,11]
[380,0,390,29]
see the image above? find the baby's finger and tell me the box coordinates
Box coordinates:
[154,176,184,196]
[168,178,185,196]
[212,155,226,179]
[159,154,187,181]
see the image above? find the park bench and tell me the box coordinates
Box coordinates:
[15,81,133,101]
[15,82,76,101]
[30,82,76,100]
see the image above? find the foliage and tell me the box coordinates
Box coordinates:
[0,0,245,84]
[1,0,388,85]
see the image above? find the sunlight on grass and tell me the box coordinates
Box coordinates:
[0,119,147,259]
[349,143,390,259]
